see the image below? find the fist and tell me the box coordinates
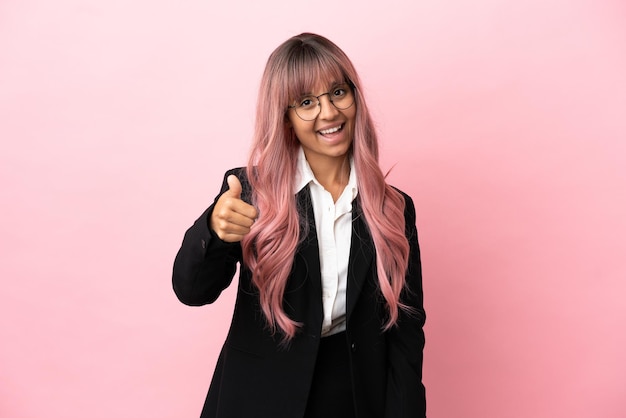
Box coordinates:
[210,175,258,242]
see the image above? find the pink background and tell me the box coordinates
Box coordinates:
[1,0,625,417]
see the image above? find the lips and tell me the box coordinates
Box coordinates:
[318,123,344,136]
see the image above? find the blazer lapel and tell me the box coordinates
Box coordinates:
[295,186,320,275]
[293,187,324,330]
[293,190,375,329]
[346,197,375,322]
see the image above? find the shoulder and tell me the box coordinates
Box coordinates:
[221,167,253,204]
[223,167,247,180]
[390,185,416,220]
[390,185,412,202]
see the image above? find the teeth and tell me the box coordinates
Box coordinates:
[319,125,342,135]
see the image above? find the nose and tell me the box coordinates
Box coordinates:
[317,93,339,120]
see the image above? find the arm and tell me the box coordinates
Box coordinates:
[172,169,245,306]
[385,193,427,417]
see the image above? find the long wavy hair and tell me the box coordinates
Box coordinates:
[242,33,410,340]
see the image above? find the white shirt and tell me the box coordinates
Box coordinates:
[294,147,358,337]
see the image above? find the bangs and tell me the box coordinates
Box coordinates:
[284,46,348,103]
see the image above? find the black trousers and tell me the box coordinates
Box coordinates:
[303,331,356,418]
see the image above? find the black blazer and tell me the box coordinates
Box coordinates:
[173,168,426,418]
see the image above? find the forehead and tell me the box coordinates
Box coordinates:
[285,57,346,98]
[304,81,345,97]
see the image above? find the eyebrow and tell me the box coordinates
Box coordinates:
[300,81,344,96]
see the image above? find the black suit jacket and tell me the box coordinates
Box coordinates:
[173,168,426,418]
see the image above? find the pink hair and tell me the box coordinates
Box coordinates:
[242,33,410,340]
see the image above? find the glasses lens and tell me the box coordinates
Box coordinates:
[293,83,355,120]
[295,96,319,120]
[330,84,354,110]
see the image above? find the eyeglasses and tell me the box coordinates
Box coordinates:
[287,82,355,121]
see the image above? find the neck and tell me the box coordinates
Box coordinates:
[306,154,350,202]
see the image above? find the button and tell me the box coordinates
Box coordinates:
[351,342,357,352]
[201,239,206,249]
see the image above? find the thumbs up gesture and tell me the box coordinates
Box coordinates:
[210,175,258,242]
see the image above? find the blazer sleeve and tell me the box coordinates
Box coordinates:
[172,169,245,306]
[385,193,427,417]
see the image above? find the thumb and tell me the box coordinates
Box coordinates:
[225,175,243,198]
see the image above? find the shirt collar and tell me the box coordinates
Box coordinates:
[294,147,358,201]
[294,147,316,194]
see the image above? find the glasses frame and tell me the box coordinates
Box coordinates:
[287,81,356,121]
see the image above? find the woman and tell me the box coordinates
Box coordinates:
[173,33,426,418]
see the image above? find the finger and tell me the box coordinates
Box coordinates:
[218,222,253,237]
[228,199,258,221]
[210,215,251,242]
[220,210,256,229]
[212,217,252,242]
[211,203,255,238]
[225,175,243,198]
[219,232,247,243]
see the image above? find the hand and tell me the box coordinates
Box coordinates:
[210,175,258,242]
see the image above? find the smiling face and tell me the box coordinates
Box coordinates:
[287,81,356,170]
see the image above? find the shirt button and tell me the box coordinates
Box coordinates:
[351,342,357,352]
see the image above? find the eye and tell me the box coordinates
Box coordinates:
[332,87,347,98]
[299,97,316,109]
